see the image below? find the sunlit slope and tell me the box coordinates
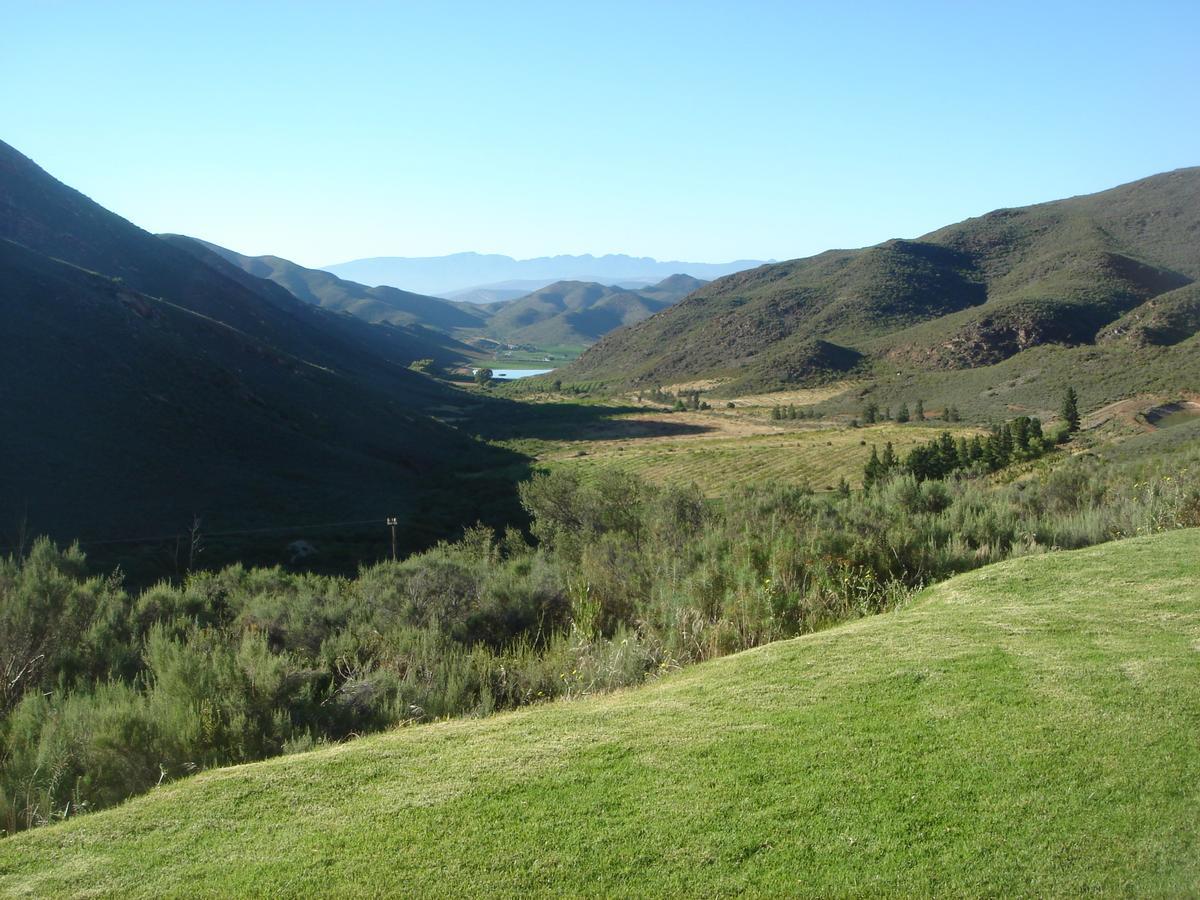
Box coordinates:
[563,167,1200,393]
[3,531,1199,896]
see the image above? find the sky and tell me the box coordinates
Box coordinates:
[3,0,1198,268]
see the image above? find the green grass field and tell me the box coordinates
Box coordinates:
[3,530,1198,896]
[545,420,974,494]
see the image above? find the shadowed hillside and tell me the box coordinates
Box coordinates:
[181,237,491,338]
[0,139,522,562]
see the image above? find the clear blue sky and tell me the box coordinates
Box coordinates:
[4,0,1197,267]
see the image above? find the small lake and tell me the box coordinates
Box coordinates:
[478,368,556,380]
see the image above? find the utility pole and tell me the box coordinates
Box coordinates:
[386,516,398,560]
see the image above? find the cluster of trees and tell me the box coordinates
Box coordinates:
[861,400,960,424]
[770,404,817,421]
[865,415,1056,487]
[672,390,710,412]
[638,387,676,405]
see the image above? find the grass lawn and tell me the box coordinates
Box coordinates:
[2,530,1198,896]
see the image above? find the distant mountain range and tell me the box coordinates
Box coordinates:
[187,238,707,349]
[321,252,766,298]
[564,168,1200,396]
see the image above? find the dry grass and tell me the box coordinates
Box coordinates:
[543,420,975,494]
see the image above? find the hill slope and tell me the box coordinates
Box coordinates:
[4,530,1197,895]
[485,275,704,345]
[181,237,491,337]
[565,168,1200,392]
[0,139,515,552]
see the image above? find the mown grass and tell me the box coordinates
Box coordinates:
[2,529,1197,896]
[545,422,975,494]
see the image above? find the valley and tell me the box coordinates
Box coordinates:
[2,53,1199,893]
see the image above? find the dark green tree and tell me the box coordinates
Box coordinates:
[881,441,898,471]
[863,446,883,488]
[1062,387,1081,433]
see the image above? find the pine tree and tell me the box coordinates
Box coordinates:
[937,432,957,472]
[863,446,882,488]
[1062,387,1080,433]
[1012,416,1030,453]
[915,399,925,421]
[969,435,985,462]
[896,403,910,424]
[881,441,897,470]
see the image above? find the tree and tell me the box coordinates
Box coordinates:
[881,441,898,471]
[474,367,493,386]
[863,446,883,488]
[896,403,910,424]
[1012,416,1030,454]
[863,401,879,424]
[915,399,925,421]
[1062,387,1080,433]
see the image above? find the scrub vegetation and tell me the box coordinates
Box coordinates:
[3,530,1199,895]
[3,421,1197,837]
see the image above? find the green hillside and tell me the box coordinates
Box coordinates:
[483,276,704,346]
[2,530,1196,895]
[563,168,1200,398]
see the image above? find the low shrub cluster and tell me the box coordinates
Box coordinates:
[3,441,1198,834]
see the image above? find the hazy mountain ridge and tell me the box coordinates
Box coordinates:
[564,168,1200,390]
[322,251,763,296]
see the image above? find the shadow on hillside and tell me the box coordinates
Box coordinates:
[465,396,715,443]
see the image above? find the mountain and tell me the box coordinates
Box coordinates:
[321,251,764,297]
[440,284,536,304]
[179,238,492,339]
[483,275,705,346]
[564,169,1200,393]
[6,530,1198,894]
[0,138,517,557]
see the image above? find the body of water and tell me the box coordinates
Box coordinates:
[477,368,556,380]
